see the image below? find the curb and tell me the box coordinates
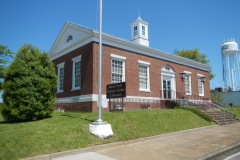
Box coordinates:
[196,142,240,160]
[23,125,218,160]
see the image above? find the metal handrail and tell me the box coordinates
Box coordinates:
[160,90,238,124]
[212,101,235,120]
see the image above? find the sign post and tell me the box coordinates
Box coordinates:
[106,82,126,111]
[107,82,126,99]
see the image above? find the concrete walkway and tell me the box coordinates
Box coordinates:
[26,122,240,160]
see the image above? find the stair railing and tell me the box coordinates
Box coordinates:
[210,102,228,122]
[212,101,235,120]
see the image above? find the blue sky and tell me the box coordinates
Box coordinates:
[1,0,240,90]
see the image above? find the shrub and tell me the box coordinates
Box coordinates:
[211,91,223,103]
[1,45,57,122]
[176,106,213,122]
[165,100,179,109]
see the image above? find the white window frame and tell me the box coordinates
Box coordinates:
[72,55,82,90]
[138,60,150,92]
[197,74,205,97]
[134,26,138,36]
[57,62,65,93]
[142,25,145,36]
[184,71,192,95]
[111,54,126,83]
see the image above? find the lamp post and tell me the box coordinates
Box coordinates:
[180,72,185,97]
[200,76,206,83]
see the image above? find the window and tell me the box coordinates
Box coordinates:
[74,61,81,87]
[72,55,82,90]
[111,54,126,83]
[66,35,73,42]
[138,60,150,91]
[142,26,145,36]
[57,62,65,92]
[112,60,123,83]
[198,76,204,96]
[184,73,192,95]
[134,26,138,36]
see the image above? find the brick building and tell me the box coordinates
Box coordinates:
[49,17,211,112]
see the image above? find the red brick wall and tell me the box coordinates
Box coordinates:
[95,43,211,100]
[53,43,94,98]
[52,42,211,112]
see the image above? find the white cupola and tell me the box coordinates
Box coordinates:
[130,16,149,47]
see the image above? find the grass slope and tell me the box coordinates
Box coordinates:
[232,107,240,118]
[0,109,212,159]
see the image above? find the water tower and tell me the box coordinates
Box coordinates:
[221,39,240,91]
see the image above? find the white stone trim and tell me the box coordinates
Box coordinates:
[72,55,82,61]
[56,94,107,108]
[138,60,150,65]
[184,71,192,74]
[111,54,126,60]
[57,62,65,67]
[126,96,161,100]
[100,31,209,71]
[50,37,93,60]
[197,74,204,77]
[56,94,162,103]
[161,72,176,77]
[49,22,210,72]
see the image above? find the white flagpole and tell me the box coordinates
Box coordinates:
[89,0,113,139]
[97,0,103,123]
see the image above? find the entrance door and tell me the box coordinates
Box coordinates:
[161,65,176,100]
[163,79,172,99]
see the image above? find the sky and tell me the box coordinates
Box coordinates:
[1,0,240,91]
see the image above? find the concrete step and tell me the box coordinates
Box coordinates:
[190,102,239,125]
[218,121,239,125]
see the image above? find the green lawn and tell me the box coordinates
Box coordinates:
[220,106,240,118]
[0,109,213,159]
[232,107,240,118]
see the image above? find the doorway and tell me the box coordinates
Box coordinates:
[163,78,172,99]
[161,65,176,100]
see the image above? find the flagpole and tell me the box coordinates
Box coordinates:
[97,0,103,123]
[89,0,113,139]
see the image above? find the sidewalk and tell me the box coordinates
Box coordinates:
[26,122,240,160]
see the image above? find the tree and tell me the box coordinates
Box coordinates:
[2,45,57,122]
[176,49,215,79]
[211,91,223,103]
[0,45,14,90]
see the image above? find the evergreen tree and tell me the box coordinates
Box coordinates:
[2,45,57,122]
[0,45,14,90]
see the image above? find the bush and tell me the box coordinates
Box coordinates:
[165,100,179,109]
[1,45,57,122]
[211,91,223,103]
[176,106,213,122]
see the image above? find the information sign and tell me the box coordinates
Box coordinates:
[106,82,126,99]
